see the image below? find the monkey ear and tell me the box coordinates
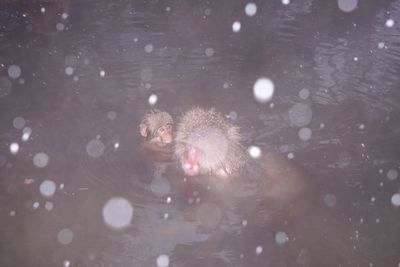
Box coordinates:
[139,124,148,137]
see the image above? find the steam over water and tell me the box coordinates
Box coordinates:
[1,0,400,266]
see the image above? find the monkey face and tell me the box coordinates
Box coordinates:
[156,124,173,145]
[181,144,204,176]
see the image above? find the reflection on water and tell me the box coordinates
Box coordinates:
[1,0,400,266]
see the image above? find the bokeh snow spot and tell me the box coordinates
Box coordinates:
[245,3,257,17]
[337,0,358,12]
[57,228,74,245]
[275,231,288,245]
[288,103,312,127]
[102,197,134,230]
[253,78,274,103]
[33,152,49,168]
[86,139,105,158]
[157,254,170,267]
[39,180,56,198]
[8,65,22,79]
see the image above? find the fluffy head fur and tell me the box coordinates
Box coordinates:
[139,109,173,140]
[175,107,246,176]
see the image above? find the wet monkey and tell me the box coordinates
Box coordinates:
[173,107,355,265]
[139,109,174,164]
[174,107,309,217]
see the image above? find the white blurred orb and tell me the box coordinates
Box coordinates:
[205,47,215,57]
[288,103,312,127]
[8,65,22,79]
[102,197,134,230]
[65,67,74,76]
[299,88,310,99]
[386,19,395,28]
[62,13,69,19]
[275,231,288,245]
[86,139,105,158]
[33,202,40,209]
[56,22,65,31]
[253,78,275,103]
[391,193,400,207]
[63,260,70,267]
[248,146,262,159]
[282,0,290,5]
[255,246,263,255]
[156,254,170,267]
[298,127,312,141]
[57,228,74,245]
[13,116,26,129]
[245,3,257,17]
[10,143,19,155]
[22,127,32,142]
[232,21,241,32]
[145,44,154,53]
[40,180,56,198]
[337,0,358,13]
[100,70,106,77]
[148,94,158,106]
[33,152,49,168]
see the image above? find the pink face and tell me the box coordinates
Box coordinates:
[157,124,172,145]
[181,144,203,176]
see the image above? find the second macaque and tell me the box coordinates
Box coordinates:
[139,109,174,164]
[174,107,310,218]
[173,107,354,265]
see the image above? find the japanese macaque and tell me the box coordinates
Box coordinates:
[139,109,174,164]
[174,107,355,265]
[174,107,310,218]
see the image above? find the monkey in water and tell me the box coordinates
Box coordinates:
[174,107,310,218]
[139,109,174,164]
[174,107,355,265]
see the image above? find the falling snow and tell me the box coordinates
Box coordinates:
[102,197,134,230]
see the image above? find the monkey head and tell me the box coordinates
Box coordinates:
[175,107,245,177]
[139,109,173,146]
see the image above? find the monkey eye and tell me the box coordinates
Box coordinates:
[158,127,165,134]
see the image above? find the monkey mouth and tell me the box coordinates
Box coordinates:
[182,162,199,176]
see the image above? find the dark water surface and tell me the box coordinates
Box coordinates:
[1,0,400,266]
